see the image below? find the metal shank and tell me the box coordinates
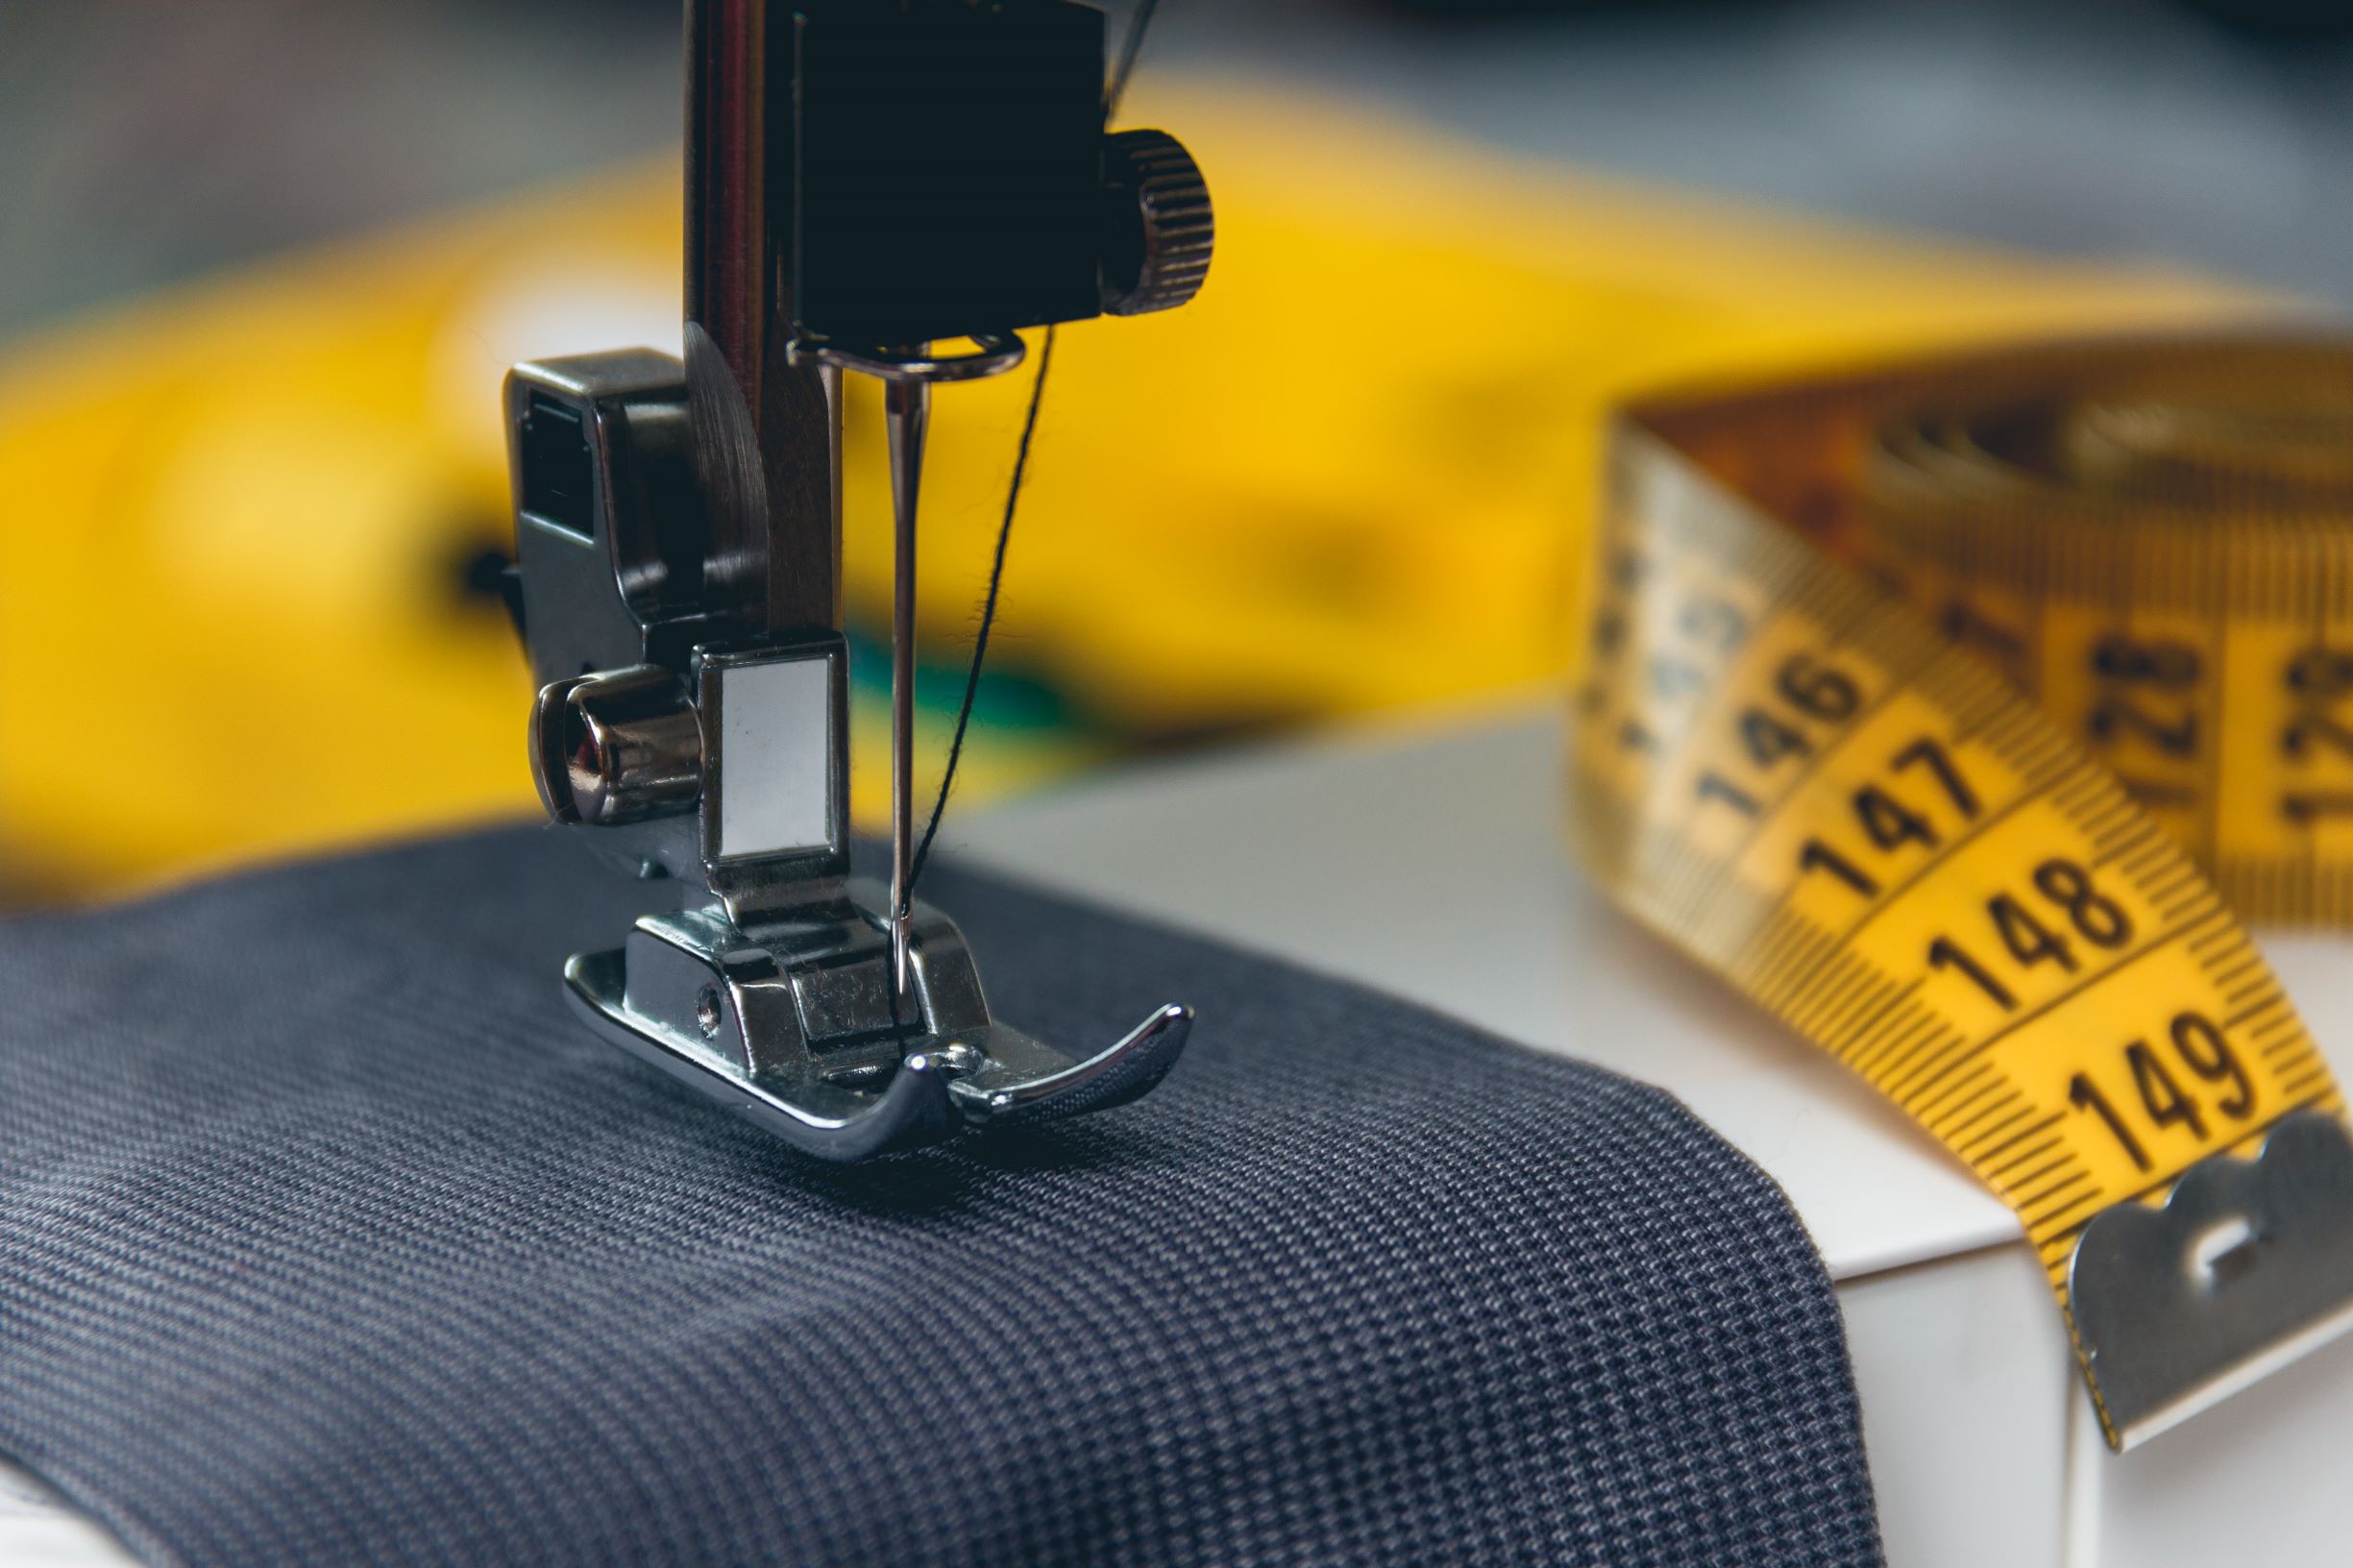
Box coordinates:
[685,0,838,634]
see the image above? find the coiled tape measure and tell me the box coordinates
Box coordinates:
[1572,335,2353,1451]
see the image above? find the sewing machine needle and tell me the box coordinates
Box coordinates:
[884,369,929,1002]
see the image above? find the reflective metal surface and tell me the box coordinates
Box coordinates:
[800,333,1028,383]
[531,665,702,828]
[2070,1112,2353,1449]
[563,880,1193,1161]
[884,370,928,997]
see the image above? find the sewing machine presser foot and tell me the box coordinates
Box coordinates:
[561,880,1191,1160]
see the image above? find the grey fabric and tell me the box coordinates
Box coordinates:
[0,826,1882,1567]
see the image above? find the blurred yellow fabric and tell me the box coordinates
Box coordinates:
[0,82,2269,900]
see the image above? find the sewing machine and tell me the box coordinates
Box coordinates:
[506,0,1209,1159]
[12,8,2353,1565]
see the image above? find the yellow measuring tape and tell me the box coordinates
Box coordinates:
[1573,335,2353,1450]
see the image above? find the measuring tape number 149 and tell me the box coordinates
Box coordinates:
[1571,336,2353,1451]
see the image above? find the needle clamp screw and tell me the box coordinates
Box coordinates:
[1101,128,1213,316]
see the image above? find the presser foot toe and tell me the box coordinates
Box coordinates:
[947,1003,1193,1128]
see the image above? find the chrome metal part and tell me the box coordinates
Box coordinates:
[2068,1112,2353,1450]
[532,665,702,827]
[562,881,1193,1161]
[884,369,930,997]
[798,333,1028,384]
[501,0,1211,1162]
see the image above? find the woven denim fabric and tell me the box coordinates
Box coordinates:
[0,826,1881,1567]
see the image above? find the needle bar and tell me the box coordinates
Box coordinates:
[884,368,931,998]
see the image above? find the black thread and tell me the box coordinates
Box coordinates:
[899,0,1162,916]
[1106,0,1161,116]
[904,325,1055,905]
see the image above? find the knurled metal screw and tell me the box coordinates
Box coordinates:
[1101,128,1213,317]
